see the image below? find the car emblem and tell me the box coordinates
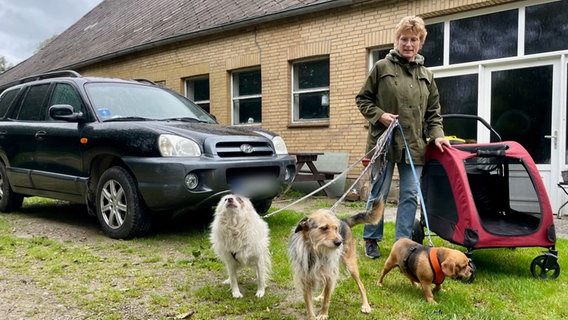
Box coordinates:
[240,144,254,153]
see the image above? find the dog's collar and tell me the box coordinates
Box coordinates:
[403,245,445,285]
[429,247,445,285]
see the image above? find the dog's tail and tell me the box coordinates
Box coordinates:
[342,198,384,227]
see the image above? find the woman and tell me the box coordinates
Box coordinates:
[356,15,451,259]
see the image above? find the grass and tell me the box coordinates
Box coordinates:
[0,196,567,319]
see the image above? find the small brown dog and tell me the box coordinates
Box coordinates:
[377,238,472,304]
[288,198,384,320]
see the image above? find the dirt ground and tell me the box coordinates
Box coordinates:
[0,196,346,319]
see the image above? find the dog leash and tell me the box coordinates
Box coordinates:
[398,125,434,247]
[329,119,397,212]
[263,120,397,219]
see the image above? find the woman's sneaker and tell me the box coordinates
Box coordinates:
[365,239,380,259]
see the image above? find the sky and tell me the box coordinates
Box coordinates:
[0,0,104,67]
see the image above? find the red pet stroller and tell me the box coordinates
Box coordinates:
[413,115,559,280]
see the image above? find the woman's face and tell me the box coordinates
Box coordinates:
[396,31,422,62]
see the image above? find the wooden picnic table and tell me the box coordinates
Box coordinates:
[290,152,337,197]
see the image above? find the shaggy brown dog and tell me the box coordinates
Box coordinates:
[378,238,472,304]
[288,199,384,319]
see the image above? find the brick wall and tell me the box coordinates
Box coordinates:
[78,0,513,193]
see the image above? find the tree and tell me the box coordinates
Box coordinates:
[0,56,12,73]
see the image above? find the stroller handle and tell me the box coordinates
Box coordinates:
[442,114,502,142]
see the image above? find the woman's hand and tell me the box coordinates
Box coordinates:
[379,113,398,127]
[433,137,451,152]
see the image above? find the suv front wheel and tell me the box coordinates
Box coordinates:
[96,166,152,239]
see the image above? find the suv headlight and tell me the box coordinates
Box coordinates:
[272,136,288,155]
[159,134,201,157]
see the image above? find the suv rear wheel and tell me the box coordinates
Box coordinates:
[0,161,24,212]
[96,166,151,239]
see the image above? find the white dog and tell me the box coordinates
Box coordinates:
[210,194,271,298]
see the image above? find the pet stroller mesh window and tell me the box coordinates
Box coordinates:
[421,160,459,241]
[460,147,542,237]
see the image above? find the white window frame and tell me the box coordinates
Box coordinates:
[184,76,210,112]
[231,67,262,125]
[291,57,330,123]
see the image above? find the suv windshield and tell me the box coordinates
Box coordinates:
[85,83,216,123]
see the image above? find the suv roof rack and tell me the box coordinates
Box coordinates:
[132,78,157,85]
[0,70,82,94]
[19,70,82,84]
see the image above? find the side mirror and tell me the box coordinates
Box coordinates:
[49,104,84,122]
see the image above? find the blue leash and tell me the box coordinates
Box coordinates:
[397,125,434,247]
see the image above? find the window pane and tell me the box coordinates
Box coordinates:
[193,78,209,101]
[491,66,552,163]
[294,91,329,120]
[296,60,329,89]
[422,22,444,67]
[435,74,478,142]
[525,0,568,54]
[371,48,391,67]
[450,10,518,64]
[234,97,261,124]
[0,89,20,118]
[17,84,50,120]
[51,83,83,113]
[237,70,261,96]
[197,102,210,113]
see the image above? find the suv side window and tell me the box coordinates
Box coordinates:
[50,83,84,114]
[0,88,20,118]
[16,84,51,121]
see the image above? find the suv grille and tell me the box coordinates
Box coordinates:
[215,141,274,157]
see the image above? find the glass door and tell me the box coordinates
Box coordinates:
[483,59,560,208]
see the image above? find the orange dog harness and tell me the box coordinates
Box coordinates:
[403,246,445,285]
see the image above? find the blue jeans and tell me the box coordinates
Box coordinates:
[362,160,422,242]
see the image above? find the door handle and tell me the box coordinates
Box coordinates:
[34,131,47,141]
[544,130,557,148]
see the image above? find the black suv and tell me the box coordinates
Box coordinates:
[0,70,296,238]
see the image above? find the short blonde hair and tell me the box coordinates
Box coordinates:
[394,16,428,46]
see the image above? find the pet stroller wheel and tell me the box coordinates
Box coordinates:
[530,251,560,280]
[411,218,425,244]
[462,258,476,284]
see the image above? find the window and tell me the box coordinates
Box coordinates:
[369,47,391,69]
[421,22,444,67]
[232,68,261,125]
[490,66,552,163]
[525,0,568,55]
[292,58,330,122]
[185,76,210,113]
[0,88,20,118]
[16,84,50,121]
[50,83,84,114]
[435,74,478,142]
[450,10,518,64]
